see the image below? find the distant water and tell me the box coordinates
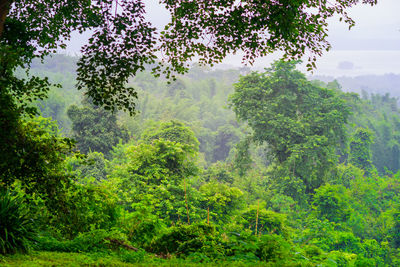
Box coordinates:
[219,50,400,78]
[306,50,400,77]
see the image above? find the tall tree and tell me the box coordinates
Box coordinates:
[108,139,199,223]
[349,127,374,173]
[141,120,199,155]
[67,99,129,157]
[230,60,350,192]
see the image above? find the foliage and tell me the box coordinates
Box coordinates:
[349,127,375,173]
[2,0,376,115]
[241,207,290,238]
[390,208,400,249]
[233,137,253,177]
[48,183,120,239]
[141,120,200,154]
[230,60,350,192]
[67,151,108,183]
[199,182,244,224]
[34,229,130,253]
[312,184,352,223]
[345,92,400,174]
[117,208,165,248]
[0,116,74,207]
[202,162,234,185]
[212,125,242,162]
[0,189,35,255]
[150,223,223,259]
[255,234,292,263]
[329,164,365,189]
[67,99,129,158]
[108,139,198,223]
[160,0,376,74]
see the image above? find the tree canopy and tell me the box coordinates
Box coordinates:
[0,0,377,113]
[67,98,129,157]
[230,61,350,192]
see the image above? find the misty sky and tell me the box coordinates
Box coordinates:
[65,0,400,77]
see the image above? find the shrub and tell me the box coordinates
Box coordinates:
[34,229,132,253]
[150,223,224,258]
[49,183,119,238]
[118,206,165,248]
[224,230,259,262]
[312,184,352,223]
[256,234,292,263]
[0,189,35,254]
[324,251,357,267]
[302,244,325,263]
[241,208,290,238]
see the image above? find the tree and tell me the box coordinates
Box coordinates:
[199,181,244,223]
[67,99,129,158]
[0,116,74,205]
[1,0,377,114]
[108,139,199,223]
[68,151,108,183]
[349,127,374,173]
[312,183,352,223]
[212,125,241,163]
[230,60,350,192]
[141,120,199,155]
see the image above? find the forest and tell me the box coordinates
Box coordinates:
[2,54,400,266]
[2,0,400,266]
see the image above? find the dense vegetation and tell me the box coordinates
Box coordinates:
[2,55,400,266]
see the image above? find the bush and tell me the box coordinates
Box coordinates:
[0,189,35,254]
[302,244,325,263]
[150,223,224,258]
[118,206,165,248]
[241,208,290,238]
[312,184,352,223]
[34,229,132,253]
[324,251,357,267]
[49,183,119,238]
[224,230,259,262]
[256,234,292,263]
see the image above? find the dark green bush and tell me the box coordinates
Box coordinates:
[312,184,352,223]
[118,207,165,248]
[241,208,290,237]
[0,189,35,254]
[150,223,224,258]
[49,183,119,238]
[302,244,325,263]
[34,229,131,253]
[324,251,357,267]
[224,230,259,262]
[255,234,292,263]
[354,255,376,267]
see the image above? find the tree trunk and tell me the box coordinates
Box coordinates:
[0,0,10,37]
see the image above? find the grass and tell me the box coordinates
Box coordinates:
[0,251,275,267]
[0,251,134,267]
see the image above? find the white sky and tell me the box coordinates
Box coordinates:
[65,0,400,77]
